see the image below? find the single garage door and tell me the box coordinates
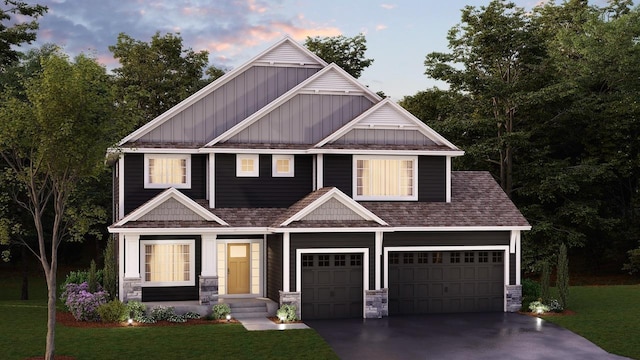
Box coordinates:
[301,253,363,319]
[389,251,504,314]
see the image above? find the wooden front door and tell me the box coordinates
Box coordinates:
[227,244,250,294]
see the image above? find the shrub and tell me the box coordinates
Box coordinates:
[88,260,98,293]
[622,248,640,275]
[102,237,117,300]
[276,304,298,322]
[528,300,550,314]
[61,268,104,294]
[97,300,128,322]
[521,278,540,299]
[212,303,231,320]
[540,260,550,303]
[184,311,202,320]
[557,243,569,309]
[125,301,146,321]
[547,299,564,313]
[61,282,109,321]
[150,306,176,321]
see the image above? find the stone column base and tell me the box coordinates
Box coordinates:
[279,290,302,319]
[506,284,523,312]
[122,277,142,303]
[199,276,219,305]
[365,288,388,318]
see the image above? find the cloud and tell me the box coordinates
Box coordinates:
[376,24,388,31]
[380,4,396,10]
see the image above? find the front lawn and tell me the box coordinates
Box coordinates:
[1,301,338,360]
[541,285,640,360]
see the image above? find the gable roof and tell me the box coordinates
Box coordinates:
[315,98,460,150]
[117,36,327,147]
[274,187,388,227]
[113,188,228,227]
[205,64,383,147]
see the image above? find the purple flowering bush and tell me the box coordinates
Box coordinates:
[61,282,109,321]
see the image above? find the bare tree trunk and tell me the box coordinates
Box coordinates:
[45,268,56,360]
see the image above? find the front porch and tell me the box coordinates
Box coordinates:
[143,297,278,319]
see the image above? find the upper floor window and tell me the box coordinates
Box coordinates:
[272,155,294,177]
[236,154,259,177]
[144,154,191,189]
[353,156,417,200]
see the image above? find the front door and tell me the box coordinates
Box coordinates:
[227,244,250,294]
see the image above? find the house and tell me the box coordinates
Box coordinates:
[107,37,530,320]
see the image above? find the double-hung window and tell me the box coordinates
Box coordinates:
[144,154,191,189]
[354,156,418,200]
[141,240,195,287]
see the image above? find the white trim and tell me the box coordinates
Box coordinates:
[117,36,326,146]
[110,227,271,235]
[217,238,264,296]
[279,187,388,226]
[197,147,465,157]
[201,234,218,277]
[446,156,452,203]
[316,154,324,189]
[140,239,196,287]
[124,234,141,279]
[375,232,383,290]
[118,234,125,301]
[114,187,228,227]
[386,226,531,232]
[143,154,191,189]
[296,248,370,319]
[112,148,200,154]
[314,99,460,150]
[209,153,215,208]
[283,233,290,292]
[353,155,418,201]
[514,230,521,285]
[118,155,125,220]
[272,155,294,177]
[510,231,517,254]
[236,154,259,177]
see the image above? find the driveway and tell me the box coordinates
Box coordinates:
[307,313,630,360]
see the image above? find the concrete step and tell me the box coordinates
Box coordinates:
[228,302,269,319]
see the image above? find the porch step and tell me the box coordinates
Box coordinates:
[227,301,270,319]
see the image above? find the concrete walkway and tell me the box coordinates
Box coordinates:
[238,317,309,331]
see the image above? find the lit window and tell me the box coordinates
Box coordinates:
[272,155,294,177]
[141,240,195,287]
[354,156,417,200]
[144,154,191,189]
[236,154,259,177]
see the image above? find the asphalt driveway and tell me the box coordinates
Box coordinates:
[307,313,630,360]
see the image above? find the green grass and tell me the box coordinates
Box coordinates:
[541,285,640,360]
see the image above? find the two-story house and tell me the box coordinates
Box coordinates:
[107,37,530,320]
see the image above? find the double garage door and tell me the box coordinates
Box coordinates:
[389,251,505,314]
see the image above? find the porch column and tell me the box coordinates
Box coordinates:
[283,232,290,292]
[123,233,141,302]
[375,231,383,290]
[201,234,217,277]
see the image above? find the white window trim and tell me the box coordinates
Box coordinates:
[272,155,294,177]
[236,154,259,177]
[353,155,418,201]
[144,154,191,189]
[140,239,196,287]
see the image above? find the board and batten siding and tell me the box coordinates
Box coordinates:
[227,94,373,144]
[215,154,313,208]
[123,154,207,215]
[138,66,320,144]
[266,234,283,302]
[418,156,446,202]
[289,232,375,292]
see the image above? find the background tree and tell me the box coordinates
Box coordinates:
[109,32,224,129]
[304,33,374,79]
[0,51,122,360]
[0,0,47,71]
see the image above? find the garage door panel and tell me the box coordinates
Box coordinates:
[389,251,504,315]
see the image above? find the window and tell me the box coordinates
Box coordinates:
[141,240,195,287]
[418,253,429,264]
[350,254,362,266]
[389,253,399,264]
[432,252,443,264]
[478,252,489,263]
[303,255,314,267]
[318,255,330,267]
[334,255,346,266]
[403,253,414,264]
[236,154,259,177]
[450,252,461,263]
[272,155,294,177]
[354,156,417,200]
[144,154,191,189]
[492,251,503,263]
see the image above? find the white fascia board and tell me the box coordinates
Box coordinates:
[118,37,325,146]
[116,147,200,154]
[269,227,388,233]
[205,64,382,147]
[109,227,271,235]
[391,226,532,232]
[198,148,309,154]
[114,188,228,226]
[307,148,465,157]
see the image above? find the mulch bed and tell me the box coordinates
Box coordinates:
[519,309,576,317]
[56,311,239,328]
[267,316,303,324]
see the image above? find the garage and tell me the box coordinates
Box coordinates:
[388,251,504,314]
[301,253,364,319]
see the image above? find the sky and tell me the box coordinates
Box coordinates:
[24,0,610,100]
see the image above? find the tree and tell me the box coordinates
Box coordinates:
[0,0,47,71]
[0,51,121,360]
[109,32,224,129]
[557,243,569,309]
[304,33,374,78]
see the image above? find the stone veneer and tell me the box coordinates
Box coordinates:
[505,284,522,312]
[122,277,142,302]
[279,290,302,319]
[199,276,219,305]
[365,288,388,318]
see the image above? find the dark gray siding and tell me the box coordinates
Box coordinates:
[140,235,201,302]
[228,95,373,144]
[418,156,446,202]
[510,253,516,285]
[139,66,320,144]
[383,232,510,246]
[323,154,352,196]
[123,154,207,215]
[290,232,375,291]
[215,153,313,208]
[267,234,283,302]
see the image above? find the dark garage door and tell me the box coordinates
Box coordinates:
[389,251,504,314]
[301,253,363,319]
